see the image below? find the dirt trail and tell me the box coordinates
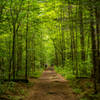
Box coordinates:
[25,68,78,100]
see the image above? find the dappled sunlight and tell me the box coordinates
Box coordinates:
[0,0,100,100]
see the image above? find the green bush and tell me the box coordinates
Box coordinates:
[26,82,34,88]
[0,83,6,94]
[55,66,75,80]
[19,89,25,95]
[32,71,42,78]
[8,95,24,100]
[73,88,82,94]
[7,82,16,93]
[80,98,89,100]
[85,82,92,88]
[29,68,43,78]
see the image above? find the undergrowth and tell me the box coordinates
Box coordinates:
[54,66,75,80]
[0,69,43,100]
[55,66,100,100]
[29,68,43,78]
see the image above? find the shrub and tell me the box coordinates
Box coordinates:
[73,88,82,94]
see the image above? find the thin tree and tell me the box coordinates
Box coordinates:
[25,0,29,81]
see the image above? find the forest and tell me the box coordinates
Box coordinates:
[0,0,100,100]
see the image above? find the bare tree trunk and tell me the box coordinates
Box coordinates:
[95,7,100,83]
[9,39,12,81]
[68,0,76,75]
[90,7,97,94]
[79,0,85,61]
[25,1,29,81]
[12,24,16,80]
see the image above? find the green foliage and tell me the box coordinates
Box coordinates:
[8,81,16,87]
[0,0,97,81]
[73,88,82,94]
[78,60,92,77]
[8,95,24,100]
[7,82,16,93]
[29,68,43,78]
[80,98,89,100]
[32,72,42,78]
[0,0,100,99]
[19,89,25,95]
[0,82,6,94]
[26,82,34,88]
[55,66,75,80]
[0,82,16,95]
[85,82,93,88]
[87,93,100,100]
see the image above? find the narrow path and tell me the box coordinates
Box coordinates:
[25,68,78,100]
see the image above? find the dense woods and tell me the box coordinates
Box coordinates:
[0,0,100,100]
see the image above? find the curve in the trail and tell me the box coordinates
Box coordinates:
[25,68,78,100]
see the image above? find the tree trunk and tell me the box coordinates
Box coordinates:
[90,7,97,94]
[12,24,16,81]
[95,7,100,83]
[79,0,85,61]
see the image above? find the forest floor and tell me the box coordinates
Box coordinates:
[1,68,100,100]
[24,67,78,100]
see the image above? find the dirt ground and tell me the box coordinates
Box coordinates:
[24,68,78,100]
